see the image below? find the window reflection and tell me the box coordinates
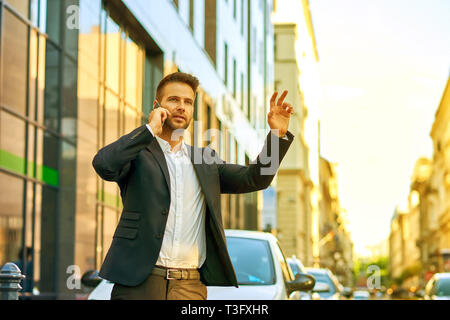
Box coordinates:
[29,30,38,122]
[42,131,59,186]
[37,35,47,125]
[105,17,120,94]
[102,207,117,261]
[226,237,275,285]
[125,37,144,108]
[125,106,138,133]
[6,0,29,18]
[0,112,26,174]
[74,0,154,280]
[44,42,61,132]
[1,9,28,115]
[61,57,78,142]
[104,90,119,146]
[0,172,24,266]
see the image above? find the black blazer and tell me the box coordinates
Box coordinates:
[92,124,294,287]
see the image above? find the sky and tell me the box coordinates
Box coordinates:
[308,0,450,256]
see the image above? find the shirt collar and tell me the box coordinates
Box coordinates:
[155,135,189,157]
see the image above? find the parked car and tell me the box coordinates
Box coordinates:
[305,267,344,300]
[352,290,370,300]
[423,273,450,300]
[287,256,312,300]
[83,229,315,300]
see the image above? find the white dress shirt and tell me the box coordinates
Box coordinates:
[146,124,207,269]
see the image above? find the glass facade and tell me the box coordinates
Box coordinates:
[0,0,161,298]
[76,0,162,282]
[0,0,272,298]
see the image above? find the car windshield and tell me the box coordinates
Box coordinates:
[437,278,450,296]
[307,271,336,296]
[353,291,370,299]
[288,262,301,277]
[226,237,275,285]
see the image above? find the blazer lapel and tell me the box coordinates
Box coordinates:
[187,145,207,186]
[187,145,221,222]
[146,138,170,192]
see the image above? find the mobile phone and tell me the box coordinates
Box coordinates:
[154,100,166,126]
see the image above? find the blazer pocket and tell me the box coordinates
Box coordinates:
[122,211,141,221]
[113,227,138,240]
[117,220,139,229]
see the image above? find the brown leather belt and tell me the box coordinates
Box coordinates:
[152,265,201,280]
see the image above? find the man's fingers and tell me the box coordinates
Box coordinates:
[270,92,278,111]
[280,103,293,116]
[286,104,294,114]
[162,109,171,122]
[277,90,288,106]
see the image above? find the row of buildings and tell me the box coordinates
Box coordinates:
[389,75,450,290]
[0,0,353,298]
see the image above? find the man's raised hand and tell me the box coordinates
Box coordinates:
[267,90,294,137]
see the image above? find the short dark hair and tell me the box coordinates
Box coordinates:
[156,72,199,102]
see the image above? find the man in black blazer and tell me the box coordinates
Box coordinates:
[92,72,294,300]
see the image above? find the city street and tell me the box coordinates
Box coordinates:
[0,0,449,301]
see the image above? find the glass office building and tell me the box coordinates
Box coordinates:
[0,0,274,298]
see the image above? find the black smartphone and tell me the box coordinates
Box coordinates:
[154,100,166,126]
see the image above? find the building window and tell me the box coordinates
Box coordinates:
[224,42,228,86]
[241,72,244,111]
[218,120,223,156]
[253,27,257,63]
[0,0,79,295]
[233,59,237,98]
[189,0,194,32]
[92,5,148,268]
[241,0,244,35]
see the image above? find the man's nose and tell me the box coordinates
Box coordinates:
[175,102,186,112]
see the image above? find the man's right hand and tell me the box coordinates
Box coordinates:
[147,106,171,136]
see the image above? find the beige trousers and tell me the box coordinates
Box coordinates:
[110,273,207,300]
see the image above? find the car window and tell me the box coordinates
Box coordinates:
[288,261,301,277]
[429,279,438,296]
[273,242,295,283]
[308,271,337,295]
[436,278,450,296]
[226,237,275,285]
[425,278,434,295]
[330,273,343,292]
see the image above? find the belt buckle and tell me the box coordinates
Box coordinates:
[166,269,177,280]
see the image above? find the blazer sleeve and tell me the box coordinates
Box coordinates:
[215,130,294,194]
[92,125,154,182]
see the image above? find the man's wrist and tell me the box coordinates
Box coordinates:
[270,129,288,139]
[145,123,155,137]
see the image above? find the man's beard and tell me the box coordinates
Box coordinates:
[164,118,190,131]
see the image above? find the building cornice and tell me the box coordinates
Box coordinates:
[430,74,450,138]
[301,0,319,62]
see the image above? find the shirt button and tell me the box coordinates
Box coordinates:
[162,209,168,215]
[156,233,163,239]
